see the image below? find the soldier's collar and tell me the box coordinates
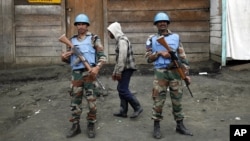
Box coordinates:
[158,29,172,36]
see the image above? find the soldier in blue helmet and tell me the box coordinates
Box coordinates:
[145,12,193,139]
[61,13,107,138]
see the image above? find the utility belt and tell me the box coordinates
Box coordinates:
[72,67,96,82]
[73,68,88,73]
[73,64,97,73]
[156,66,178,72]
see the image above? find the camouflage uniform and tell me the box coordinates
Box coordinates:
[145,30,189,121]
[147,12,193,138]
[70,70,97,123]
[68,32,107,124]
[152,68,184,121]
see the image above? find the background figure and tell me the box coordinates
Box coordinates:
[145,12,193,139]
[107,22,143,119]
[61,13,106,138]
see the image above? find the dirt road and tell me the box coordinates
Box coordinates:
[0,62,250,141]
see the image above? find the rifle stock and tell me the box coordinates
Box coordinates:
[157,36,193,97]
[58,34,74,48]
[58,34,92,71]
[157,36,172,52]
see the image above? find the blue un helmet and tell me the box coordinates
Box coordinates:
[74,14,90,26]
[153,12,170,25]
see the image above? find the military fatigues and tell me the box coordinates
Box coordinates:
[70,70,97,123]
[69,32,106,124]
[145,30,189,121]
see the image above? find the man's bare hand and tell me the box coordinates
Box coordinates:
[89,66,100,77]
[158,51,170,58]
[61,51,72,62]
[112,73,122,81]
[61,51,72,58]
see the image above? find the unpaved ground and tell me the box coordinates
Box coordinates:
[0,62,250,141]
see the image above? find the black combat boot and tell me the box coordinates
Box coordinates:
[176,119,193,136]
[128,96,143,118]
[66,122,81,138]
[153,120,161,139]
[87,122,96,138]
[113,99,128,118]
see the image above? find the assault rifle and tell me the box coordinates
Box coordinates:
[157,36,193,97]
[58,34,92,71]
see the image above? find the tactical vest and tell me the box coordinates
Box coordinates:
[70,35,96,70]
[152,33,179,68]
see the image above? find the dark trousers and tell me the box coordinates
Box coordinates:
[117,69,134,101]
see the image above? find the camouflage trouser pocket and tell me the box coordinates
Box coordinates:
[83,75,96,82]
[152,88,159,98]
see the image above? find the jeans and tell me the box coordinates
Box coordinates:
[117,69,134,101]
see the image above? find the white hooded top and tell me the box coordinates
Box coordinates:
[107,22,136,74]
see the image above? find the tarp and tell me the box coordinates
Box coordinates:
[226,0,250,60]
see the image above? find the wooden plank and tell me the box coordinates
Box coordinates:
[167,21,210,32]
[16,46,62,56]
[210,31,221,37]
[16,30,61,37]
[16,25,61,32]
[108,10,210,22]
[15,15,61,22]
[210,44,222,55]
[108,32,209,44]
[16,28,61,37]
[210,0,221,16]
[16,37,62,47]
[210,24,221,31]
[118,21,209,33]
[108,0,210,11]
[103,0,109,62]
[2,0,14,63]
[16,19,61,26]
[183,43,210,53]
[210,37,221,45]
[108,53,209,64]
[15,5,62,15]
[211,54,222,63]
[187,53,209,62]
[0,0,3,63]
[107,42,210,55]
[15,56,62,65]
[179,32,210,43]
[210,16,221,24]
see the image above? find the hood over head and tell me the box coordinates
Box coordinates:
[107,22,124,40]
